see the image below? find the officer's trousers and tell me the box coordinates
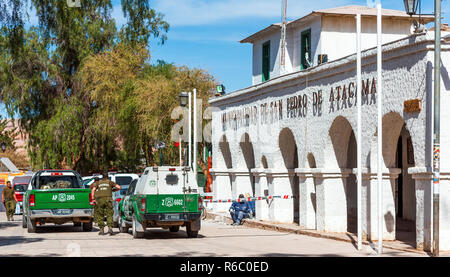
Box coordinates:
[95,197,113,229]
[5,200,16,218]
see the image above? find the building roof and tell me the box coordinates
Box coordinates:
[240,5,435,43]
[0,158,19,172]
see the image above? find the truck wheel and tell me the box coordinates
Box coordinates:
[132,215,144,239]
[82,221,93,232]
[186,218,200,238]
[22,214,27,228]
[119,217,129,233]
[169,226,180,232]
[27,215,36,233]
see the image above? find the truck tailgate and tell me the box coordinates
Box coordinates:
[31,189,91,209]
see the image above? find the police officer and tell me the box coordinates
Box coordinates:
[91,172,120,235]
[2,181,18,221]
[90,176,100,227]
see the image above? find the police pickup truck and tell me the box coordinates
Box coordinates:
[22,170,94,233]
[118,166,201,239]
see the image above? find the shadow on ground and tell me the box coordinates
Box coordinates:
[0,236,44,247]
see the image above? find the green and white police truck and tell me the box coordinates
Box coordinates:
[118,166,202,239]
[22,170,94,233]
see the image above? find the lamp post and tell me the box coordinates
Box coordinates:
[403,0,441,257]
[179,91,189,107]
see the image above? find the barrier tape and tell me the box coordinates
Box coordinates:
[202,195,297,203]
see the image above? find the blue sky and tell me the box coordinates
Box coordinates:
[1,0,448,118]
[144,0,448,93]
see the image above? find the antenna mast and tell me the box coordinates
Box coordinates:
[280,0,287,74]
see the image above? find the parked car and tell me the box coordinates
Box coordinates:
[108,173,138,187]
[12,175,32,214]
[112,179,136,227]
[22,170,94,233]
[82,178,96,189]
[118,166,201,239]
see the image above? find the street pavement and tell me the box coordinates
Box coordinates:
[0,213,429,257]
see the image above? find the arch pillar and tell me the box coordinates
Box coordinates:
[313,168,352,232]
[252,168,270,221]
[229,169,254,199]
[266,169,295,223]
[365,168,401,241]
[296,168,316,229]
[209,168,233,212]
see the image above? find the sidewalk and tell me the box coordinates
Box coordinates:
[204,210,437,256]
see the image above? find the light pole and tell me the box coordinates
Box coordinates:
[179,92,189,166]
[403,0,441,257]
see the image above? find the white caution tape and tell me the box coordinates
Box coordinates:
[202,195,296,203]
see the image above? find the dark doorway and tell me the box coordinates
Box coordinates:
[395,125,416,247]
[346,131,357,234]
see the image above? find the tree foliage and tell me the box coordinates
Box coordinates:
[0,1,216,174]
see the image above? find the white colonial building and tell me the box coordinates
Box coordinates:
[208,5,450,251]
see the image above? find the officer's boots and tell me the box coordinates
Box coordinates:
[98,227,105,235]
[108,227,114,236]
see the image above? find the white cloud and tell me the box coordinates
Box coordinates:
[153,0,354,26]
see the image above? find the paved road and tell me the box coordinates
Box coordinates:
[0,213,427,257]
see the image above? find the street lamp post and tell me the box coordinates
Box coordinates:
[403,0,441,257]
[179,92,189,166]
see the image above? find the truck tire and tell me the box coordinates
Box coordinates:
[119,217,129,233]
[82,221,93,232]
[186,218,200,238]
[132,214,144,239]
[22,214,27,228]
[27,215,36,233]
[169,226,180,232]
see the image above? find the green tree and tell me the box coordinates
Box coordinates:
[0,0,169,172]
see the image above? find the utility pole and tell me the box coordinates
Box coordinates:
[433,0,441,257]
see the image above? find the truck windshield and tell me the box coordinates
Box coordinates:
[38,176,81,189]
[14,184,28,192]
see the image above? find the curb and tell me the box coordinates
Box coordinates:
[204,210,429,255]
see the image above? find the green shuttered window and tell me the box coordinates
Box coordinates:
[262,41,270,82]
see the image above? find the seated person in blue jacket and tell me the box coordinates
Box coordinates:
[245,193,256,218]
[229,194,251,225]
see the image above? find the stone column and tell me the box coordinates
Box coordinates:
[251,168,269,221]
[209,168,233,212]
[366,168,401,241]
[313,168,352,232]
[407,167,433,251]
[229,169,254,199]
[351,167,372,241]
[296,168,316,230]
[266,169,295,223]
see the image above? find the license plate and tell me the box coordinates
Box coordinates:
[166,214,179,220]
[52,209,73,215]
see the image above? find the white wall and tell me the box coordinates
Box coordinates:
[251,15,414,86]
[321,16,413,62]
[252,32,281,86]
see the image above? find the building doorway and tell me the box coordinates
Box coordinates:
[395,125,416,247]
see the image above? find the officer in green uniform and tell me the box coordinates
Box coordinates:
[90,176,100,227]
[2,181,18,221]
[91,172,120,235]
